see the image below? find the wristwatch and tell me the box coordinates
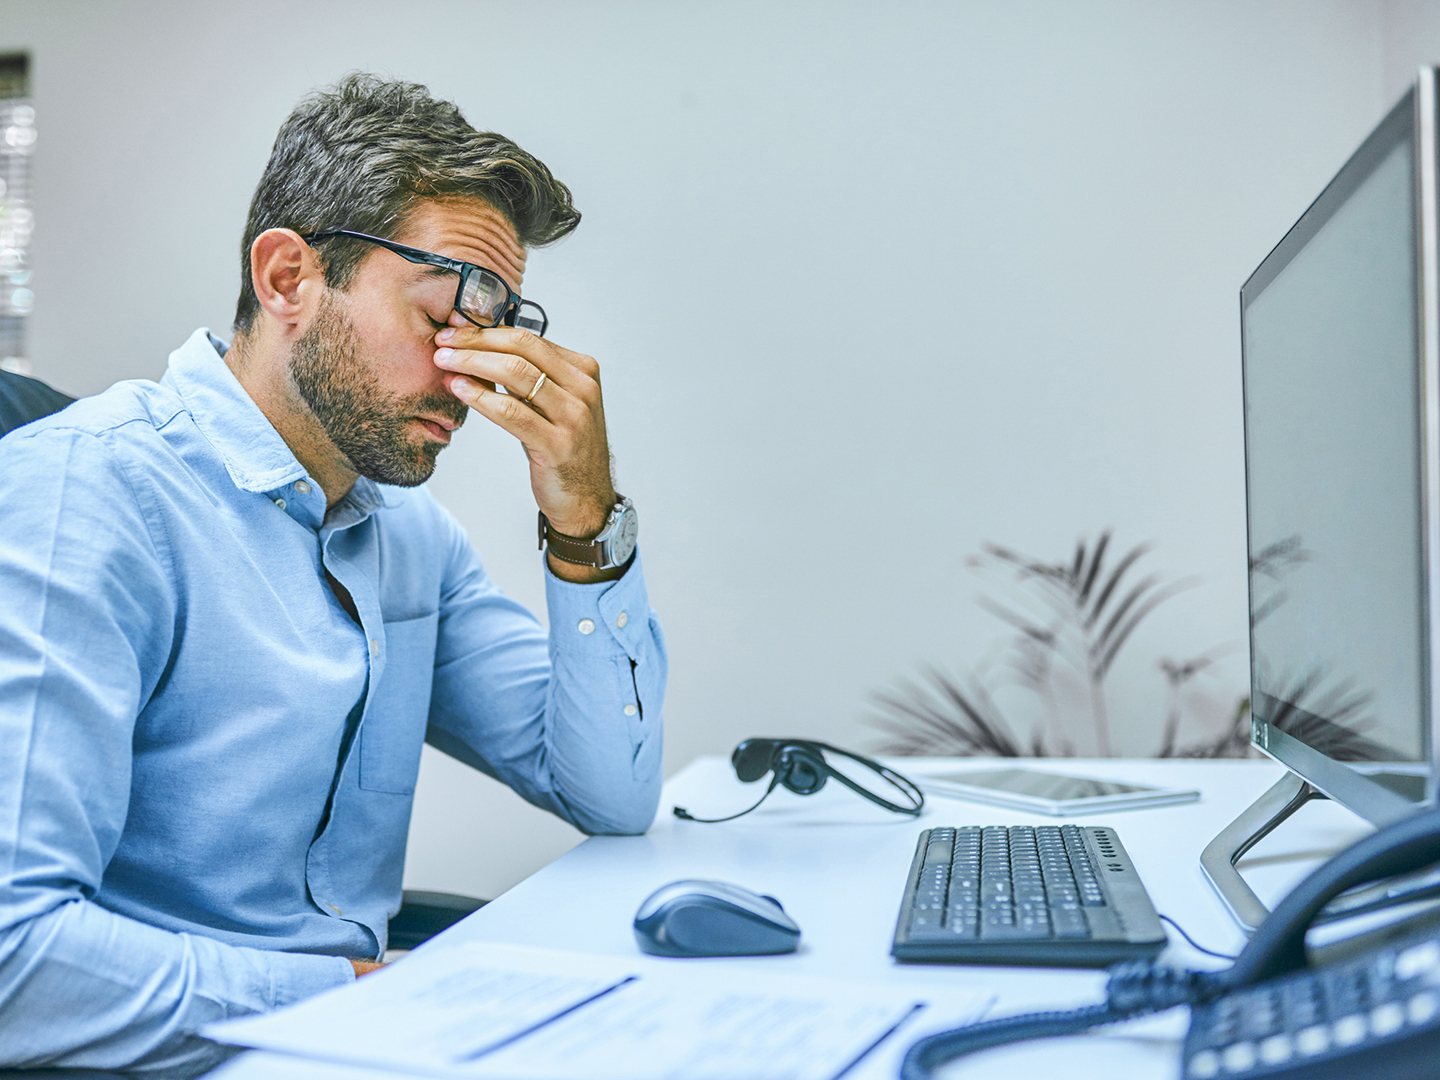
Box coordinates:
[538,496,639,570]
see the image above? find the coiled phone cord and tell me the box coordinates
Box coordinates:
[899,962,1220,1080]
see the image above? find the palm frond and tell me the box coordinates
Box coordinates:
[870,529,1243,759]
[1250,536,1311,580]
[1265,671,1384,761]
[1249,536,1312,629]
[1095,577,1200,678]
[1077,531,1111,605]
[866,668,1026,757]
[1086,541,1151,629]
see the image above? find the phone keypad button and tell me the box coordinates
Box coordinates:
[1396,940,1440,980]
[1409,990,1438,1025]
[1295,1025,1331,1056]
[1371,1001,1405,1036]
[1220,1041,1256,1073]
[1332,1014,1367,1046]
[1283,981,1322,1029]
[1186,1049,1219,1079]
[1258,1033,1293,1065]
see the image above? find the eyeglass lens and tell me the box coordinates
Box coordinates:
[459,269,509,325]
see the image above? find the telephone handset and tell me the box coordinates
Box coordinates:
[902,805,1440,1080]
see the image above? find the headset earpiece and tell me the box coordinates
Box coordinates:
[732,738,781,783]
[775,744,828,795]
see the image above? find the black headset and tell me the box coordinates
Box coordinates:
[672,739,925,823]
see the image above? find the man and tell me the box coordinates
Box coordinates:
[0,74,665,1070]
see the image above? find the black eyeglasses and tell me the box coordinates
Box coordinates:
[301,229,548,337]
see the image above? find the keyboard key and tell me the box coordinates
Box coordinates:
[983,919,1050,940]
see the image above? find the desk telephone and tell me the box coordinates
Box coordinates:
[902,806,1440,1079]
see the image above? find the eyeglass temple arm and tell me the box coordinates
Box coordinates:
[304,230,466,275]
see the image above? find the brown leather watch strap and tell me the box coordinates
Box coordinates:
[542,521,605,566]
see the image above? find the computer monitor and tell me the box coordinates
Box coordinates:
[1202,67,1440,931]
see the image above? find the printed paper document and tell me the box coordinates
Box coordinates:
[204,942,990,1080]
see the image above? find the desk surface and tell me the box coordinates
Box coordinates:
[429,755,1373,1079]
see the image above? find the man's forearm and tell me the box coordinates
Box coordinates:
[539,553,666,834]
[428,542,667,837]
[0,897,354,1069]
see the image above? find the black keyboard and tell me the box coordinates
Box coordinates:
[891,824,1167,967]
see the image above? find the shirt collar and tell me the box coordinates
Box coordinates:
[161,327,385,515]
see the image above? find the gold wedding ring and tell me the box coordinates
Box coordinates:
[525,372,548,402]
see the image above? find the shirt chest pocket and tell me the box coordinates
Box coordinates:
[359,613,439,795]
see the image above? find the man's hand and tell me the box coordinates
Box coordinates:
[433,316,620,584]
[351,959,384,977]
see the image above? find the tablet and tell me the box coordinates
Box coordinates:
[918,766,1200,816]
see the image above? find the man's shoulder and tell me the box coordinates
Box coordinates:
[4,377,184,448]
[0,378,194,499]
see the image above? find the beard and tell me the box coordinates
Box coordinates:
[288,291,468,488]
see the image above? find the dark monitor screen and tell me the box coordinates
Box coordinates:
[1242,90,1432,818]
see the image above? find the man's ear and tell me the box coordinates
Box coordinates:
[249,229,325,333]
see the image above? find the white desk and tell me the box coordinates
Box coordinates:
[212,756,1376,1080]
[420,756,1373,1079]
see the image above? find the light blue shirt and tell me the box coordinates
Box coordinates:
[0,328,666,1070]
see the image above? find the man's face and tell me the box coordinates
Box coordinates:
[288,199,528,487]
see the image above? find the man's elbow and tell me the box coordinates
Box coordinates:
[569,772,662,836]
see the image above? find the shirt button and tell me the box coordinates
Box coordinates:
[370,639,379,657]
[577,618,595,635]
[624,704,637,716]
[273,497,286,510]
[295,480,311,494]
[329,903,343,916]
[616,611,628,629]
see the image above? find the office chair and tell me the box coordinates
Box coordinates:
[0,369,485,951]
[0,367,74,433]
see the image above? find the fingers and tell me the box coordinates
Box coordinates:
[436,344,550,405]
[447,370,604,482]
[449,375,546,440]
[434,323,601,399]
[437,329,598,440]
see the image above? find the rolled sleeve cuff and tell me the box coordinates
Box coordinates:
[544,548,654,661]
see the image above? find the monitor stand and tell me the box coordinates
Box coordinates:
[1200,771,1327,933]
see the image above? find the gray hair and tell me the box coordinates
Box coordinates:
[233,73,580,334]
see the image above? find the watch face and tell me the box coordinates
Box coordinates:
[612,506,639,565]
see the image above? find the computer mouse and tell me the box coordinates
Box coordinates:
[633,879,801,957]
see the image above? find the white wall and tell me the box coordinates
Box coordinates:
[0,0,1420,900]
[1383,0,1440,102]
